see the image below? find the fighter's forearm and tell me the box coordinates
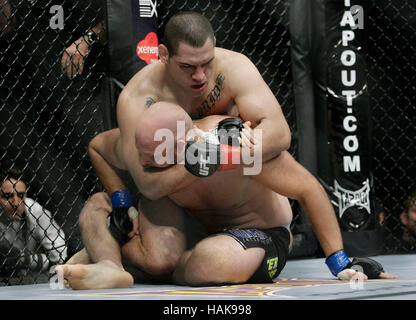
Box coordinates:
[298,183,344,257]
[88,133,127,195]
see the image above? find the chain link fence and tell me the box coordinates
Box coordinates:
[367,0,416,253]
[0,0,414,286]
[0,0,107,285]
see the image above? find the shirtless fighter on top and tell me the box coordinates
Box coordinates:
[55,12,396,289]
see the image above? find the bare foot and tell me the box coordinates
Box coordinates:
[55,260,134,290]
[66,248,91,265]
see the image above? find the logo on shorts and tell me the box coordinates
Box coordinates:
[136,32,159,64]
[267,257,279,279]
[334,179,371,218]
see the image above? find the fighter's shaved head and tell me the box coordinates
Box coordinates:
[135,101,193,150]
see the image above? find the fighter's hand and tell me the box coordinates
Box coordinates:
[109,190,139,243]
[337,257,398,281]
[186,125,218,144]
[337,269,368,281]
[61,36,90,78]
[239,121,258,157]
[127,207,140,239]
[337,269,397,281]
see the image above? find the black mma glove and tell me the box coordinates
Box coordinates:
[108,190,138,246]
[346,257,385,279]
[184,118,243,177]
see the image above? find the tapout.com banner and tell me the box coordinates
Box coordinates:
[325,0,375,231]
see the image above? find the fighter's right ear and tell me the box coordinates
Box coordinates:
[158,44,169,64]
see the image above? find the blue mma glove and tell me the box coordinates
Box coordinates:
[108,190,138,246]
[325,249,351,277]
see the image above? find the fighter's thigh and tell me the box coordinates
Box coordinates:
[185,234,265,283]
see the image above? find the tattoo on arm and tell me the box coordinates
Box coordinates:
[145,97,156,108]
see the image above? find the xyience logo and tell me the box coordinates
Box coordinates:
[139,0,157,18]
[137,32,159,64]
[334,179,371,219]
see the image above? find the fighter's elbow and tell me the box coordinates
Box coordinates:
[88,132,103,153]
[270,130,291,158]
[88,137,98,160]
[279,130,291,151]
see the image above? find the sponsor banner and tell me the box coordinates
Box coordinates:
[136,32,159,64]
[325,0,375,231]
[130,0,158,70]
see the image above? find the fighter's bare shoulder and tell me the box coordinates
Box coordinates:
[215,47,260,87]
[215,47,248,63]
[118,62,164,111]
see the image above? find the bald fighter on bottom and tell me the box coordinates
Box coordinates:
[57,102,396,288]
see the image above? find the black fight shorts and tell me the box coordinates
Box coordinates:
[221,226,290,283]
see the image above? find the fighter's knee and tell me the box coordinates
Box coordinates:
[79,192,112,226]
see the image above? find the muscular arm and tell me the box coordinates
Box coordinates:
[88,128,128,195]
[117,86,197,200]
[231,53,291,161]
[253,151,343,257]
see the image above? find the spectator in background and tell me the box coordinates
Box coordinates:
[0,166,67,277]
[0,0,16,35]
[379,190,416,253]
[398,190,416,249]
[0,0,107,256]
